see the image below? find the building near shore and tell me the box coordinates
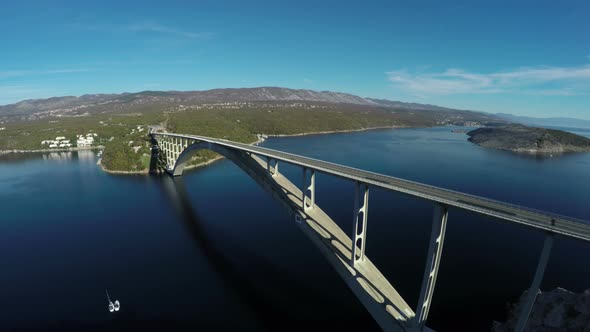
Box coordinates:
[42,137,72,149]
[76,133,96,147]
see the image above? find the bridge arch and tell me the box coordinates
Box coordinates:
[168,140,304,217]
[172,141,243,177]
[154,136,415,331]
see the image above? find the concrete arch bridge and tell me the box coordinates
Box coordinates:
[151,132,590,332]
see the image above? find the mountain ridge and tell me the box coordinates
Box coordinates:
[495,113,590,129]
[0,87,474,120]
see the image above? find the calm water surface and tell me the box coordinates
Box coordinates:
[1,126,589,331]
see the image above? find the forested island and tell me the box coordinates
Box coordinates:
[0,87,502,173]
[467,125,590,154]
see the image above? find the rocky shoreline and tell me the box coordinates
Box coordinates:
[493,287,590,331]
[97,155,225,175]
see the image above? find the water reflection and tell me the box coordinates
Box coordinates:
[0,150,98,165]
[42,151,73,163]
[77,150,96,164]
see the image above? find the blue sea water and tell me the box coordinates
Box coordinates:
[0,126,589,331]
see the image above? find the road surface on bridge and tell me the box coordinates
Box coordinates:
[157,132,590,243]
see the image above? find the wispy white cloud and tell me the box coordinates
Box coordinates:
[75,21,213,40]
[386,65,590,96]
[81,59,198,67]
[303,78,314,84]
[0,68,90,80]
[125,22,214,39]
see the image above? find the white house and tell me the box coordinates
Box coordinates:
[77,138,92,147]
[76,133,97,147]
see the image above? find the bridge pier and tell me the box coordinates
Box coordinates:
[266,157,279,177]
[173,137,177,162]
[175,137,180,162]
[165,138,172,169]
[351,181,369,266]
[302,167,315,211]
[514,233,554,332]
[169,138,175,170]
[415,204,448,328]
[170,138,174,164]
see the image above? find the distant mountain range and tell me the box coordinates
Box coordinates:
[0,87,586,128]
[0,87,480,120]
[495,113,590,129]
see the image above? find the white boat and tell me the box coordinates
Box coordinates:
[106,289,120,313]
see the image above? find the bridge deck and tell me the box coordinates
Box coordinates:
[156,133,590,243]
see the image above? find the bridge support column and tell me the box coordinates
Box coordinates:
[302,167,315,211]
[415,204,448,327]
[174,137,179,162]
[168,138,174,170]
[514,233,554,332]
[266,157,279,177]
[351,181,369,266]
[170,138,174,163]
[164,139,170,169]
[173,137,177,161]
[171,138,174,163]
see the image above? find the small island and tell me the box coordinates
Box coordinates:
[467,124,590,154]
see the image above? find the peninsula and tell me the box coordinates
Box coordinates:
[467,125,590,154]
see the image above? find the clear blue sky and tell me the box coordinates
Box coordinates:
[1,0,589,119]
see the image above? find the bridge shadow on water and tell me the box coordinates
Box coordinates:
[152,175,365,331]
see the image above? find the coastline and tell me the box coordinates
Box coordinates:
[4,126,404,175]
[0,146,104,155]
[265,125,405,138]
[97,155,225,175]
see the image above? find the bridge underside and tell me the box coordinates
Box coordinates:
[159,139,418,331]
